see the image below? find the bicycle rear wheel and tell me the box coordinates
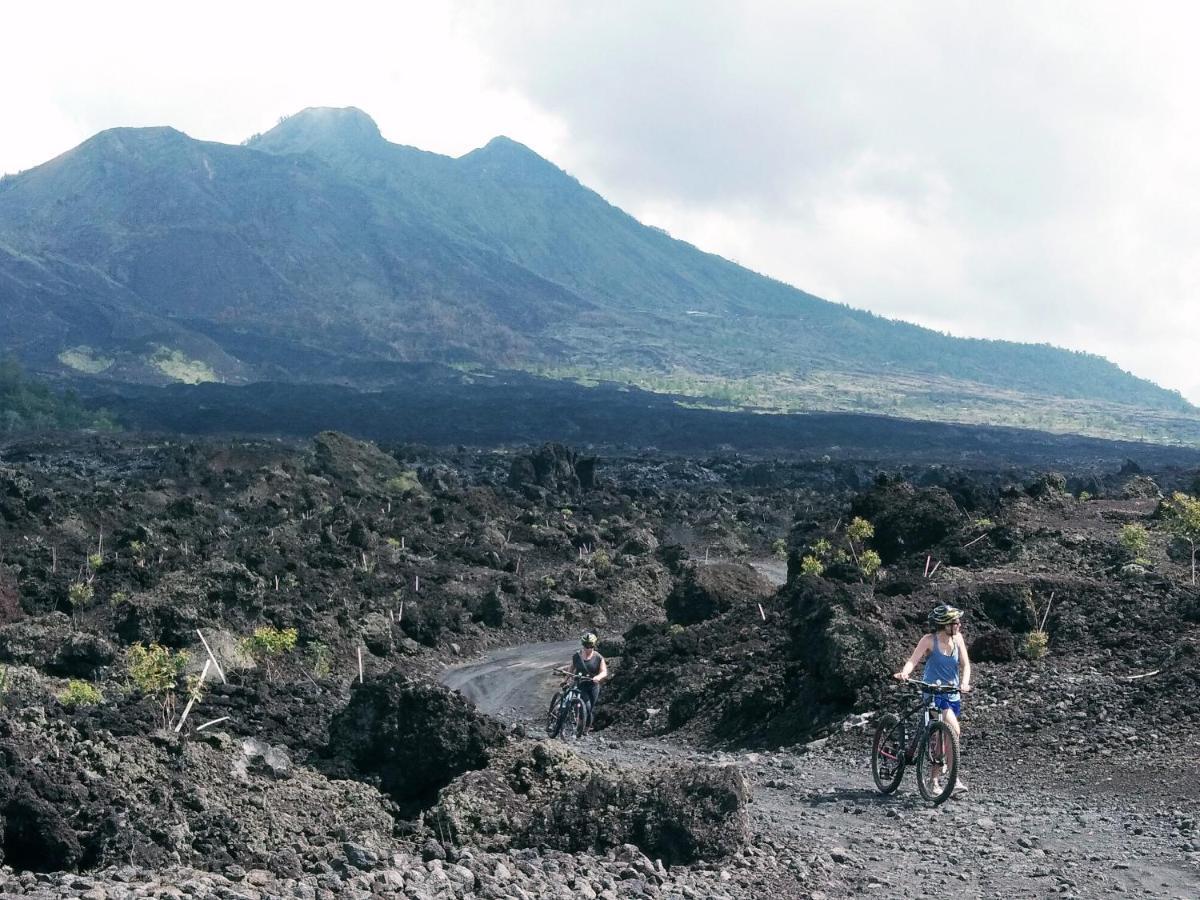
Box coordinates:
[870,713,906,794]
[915,721,959,804]
[547,692,564,737]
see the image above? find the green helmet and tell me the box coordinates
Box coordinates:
[581,631,598,648]
[928,604,963,629]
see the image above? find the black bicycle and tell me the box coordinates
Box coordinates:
[545,669,593,740]
[871,678,961,804]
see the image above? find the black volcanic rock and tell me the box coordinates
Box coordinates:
[325,673,506,810]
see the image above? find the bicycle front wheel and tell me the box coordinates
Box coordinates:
[915,721,959,804]
[561,698,586,741]
[547,692,563,737]
[870,713,906,794]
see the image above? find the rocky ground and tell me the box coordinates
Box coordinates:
[0,433,1197,898]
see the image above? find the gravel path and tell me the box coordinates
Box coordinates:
[443,643,1200,899]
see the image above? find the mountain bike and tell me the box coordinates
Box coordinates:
[545,669,593,740]
[870,678,961,804]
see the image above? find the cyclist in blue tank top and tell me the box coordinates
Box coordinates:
[894,604,973,794]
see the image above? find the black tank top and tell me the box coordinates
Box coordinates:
[573,650,603,677]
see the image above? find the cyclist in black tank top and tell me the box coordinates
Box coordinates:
[572,631,608,732]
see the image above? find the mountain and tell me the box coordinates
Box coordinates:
[0,106,1196,443]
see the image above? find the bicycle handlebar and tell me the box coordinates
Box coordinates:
[899,678,960,694]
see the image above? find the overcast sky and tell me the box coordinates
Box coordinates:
[5,2,1199,403]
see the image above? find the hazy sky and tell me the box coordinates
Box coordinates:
[5,2,1199,403]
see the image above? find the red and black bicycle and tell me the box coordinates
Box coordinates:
[870,678,960,805]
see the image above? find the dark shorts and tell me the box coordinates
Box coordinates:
[932,695,961,718]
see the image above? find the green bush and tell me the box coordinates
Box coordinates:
[800,555,825,577]
[770,538,788,560]
[242,626,298,657]
[590,548,613,577]
[1119,523,1151,565]
[1021,630,1049,660]
[127,642,189,728]
[241,626,299,681]
[860,549,882,580]
[67,581,94,610]
[58,679,103,708]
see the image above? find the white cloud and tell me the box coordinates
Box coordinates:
[3,1,1199,402]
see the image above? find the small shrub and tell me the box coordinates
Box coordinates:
[800,555,825,577]
[847,517,875,543]
[540,575,557,592]
[770,538,788,560]
[1021,630,1049,660]
[860,549,882,580]
[87,553,103,571]
[58,679,103,708]
[590,548,613,577]
[67,581,94,611]
[1119,523,1151,565]
[241,626,299,681]
[384,472,421,494]
[109,590,129,607]
[1078,491,1092,502]
[127,642,189,728]
[306,641,332,678]
[243,626,299,656]
[973,517,995,530]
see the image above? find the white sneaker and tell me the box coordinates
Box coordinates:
[952,777,969,796]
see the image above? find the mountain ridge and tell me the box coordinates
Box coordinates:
[0,106,1195,444]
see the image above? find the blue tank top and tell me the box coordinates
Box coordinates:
[922,632,961,700]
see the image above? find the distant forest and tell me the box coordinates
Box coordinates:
[0,360,114,432]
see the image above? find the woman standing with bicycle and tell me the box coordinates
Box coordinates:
[894,604,972,794]
[572,631,608,732]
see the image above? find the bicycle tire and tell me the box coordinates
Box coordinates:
[573,698,588,738]
[547,692,564,738]
[915,721,959,804]
[870,713,906,794]
[560,698,585,741]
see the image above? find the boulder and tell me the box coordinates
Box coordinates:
[665,562,776,626]
[507,443,596,494]
[326,673,506,809]
[430,740,748,864]
[977,582,1037,632]
[0,614,115,676]
[970,630,1016,663]
[849,478,962,563]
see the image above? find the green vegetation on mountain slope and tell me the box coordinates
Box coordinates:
[0,106,1195,443]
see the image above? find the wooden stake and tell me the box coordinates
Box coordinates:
[398,600,404,623]
[929,561,942,578]
[758,603,766,621]
[197,716,230,731]
[924,555,931,578]
[414,575,420,593]
[357,646,364,684]
[196,629,227,684]
[174,659,211,733]
[274,575,279,591]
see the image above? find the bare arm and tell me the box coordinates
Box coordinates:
[956,633,972,691]
[894,634,931,680]
[594,656,609,683]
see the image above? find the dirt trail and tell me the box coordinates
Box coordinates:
[442,642,1200,899]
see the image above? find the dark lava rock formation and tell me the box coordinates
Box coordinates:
[664,562,776,626]
[326,672,507,810]
[430,740,749,864]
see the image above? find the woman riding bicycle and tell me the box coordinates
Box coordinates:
[571,631,608,731]
[894,604,972,794]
